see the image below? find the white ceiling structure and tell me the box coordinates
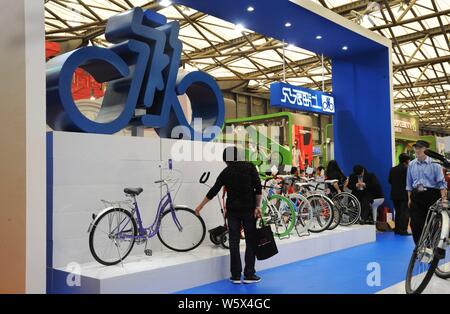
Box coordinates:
[44,0,450,133]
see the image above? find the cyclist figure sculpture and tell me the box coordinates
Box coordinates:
[46,8,224,141]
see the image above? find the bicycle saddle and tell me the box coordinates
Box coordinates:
[124,188,143,196]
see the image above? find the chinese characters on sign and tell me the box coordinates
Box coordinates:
[270,82,335,115]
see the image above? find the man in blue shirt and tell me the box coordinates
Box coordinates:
[406,140,448,244]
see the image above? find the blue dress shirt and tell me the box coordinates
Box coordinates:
[406,156,447,191]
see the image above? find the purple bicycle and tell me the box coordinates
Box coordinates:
[88,171,206,266]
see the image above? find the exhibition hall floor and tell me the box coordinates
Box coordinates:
[177,232,450,294]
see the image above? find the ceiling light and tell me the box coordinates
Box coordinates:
[316,35,322,39]
[342,46,348,51]
[247,6,254,12]
[285,22,292,27]
[159,0,172,7]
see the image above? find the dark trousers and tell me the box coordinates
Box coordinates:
[353,191,373,221]
[393,200,410,233]
[227,211,257,278]
[410,189,441,244]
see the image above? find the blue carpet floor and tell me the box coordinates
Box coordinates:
[177,232,415,294]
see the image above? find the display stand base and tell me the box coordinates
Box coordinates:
[49,225,375,294]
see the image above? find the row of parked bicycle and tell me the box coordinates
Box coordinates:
[208,173,362,249]
[88,169,362,266]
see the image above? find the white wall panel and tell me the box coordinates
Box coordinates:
[50,132,230,268]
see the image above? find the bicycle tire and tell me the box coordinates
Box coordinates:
[406,249,440,294]
[210,233,221,245]
[306,194,334,233]
[434,211,450,279]
[435,247,450,279]
[328,204,342,231]
[220,231,230,249]
[332,192,361,226]
[89,207,137,266]
[157,207,206,252]
[289,194,312,228]
[405,212,443,294]
[261,194,296,238]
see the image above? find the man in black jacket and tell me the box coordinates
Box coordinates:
[195,146,262,284]
[348,165,384,224]
[389,153,411,235]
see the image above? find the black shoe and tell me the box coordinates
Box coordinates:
[243,275,261,284]
[229,276,241,284]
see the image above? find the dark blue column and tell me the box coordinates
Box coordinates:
[333,48,393,205]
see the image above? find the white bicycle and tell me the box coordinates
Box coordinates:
[405,150,450,294]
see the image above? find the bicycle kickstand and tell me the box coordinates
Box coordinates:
[144,239,152,257]
[113,240,125,268]
[295,225,310,238]
[276,231,291,240]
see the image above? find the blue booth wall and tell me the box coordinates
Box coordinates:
[333,49,393,204]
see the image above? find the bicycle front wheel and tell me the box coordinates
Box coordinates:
[89,208,137,266]
[306,194,334,233]
[262,194,296,238]
[405,211,442,294]
[289,194,312,228]
[158,207,206,252]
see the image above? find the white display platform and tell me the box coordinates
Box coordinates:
[50,225,375,293]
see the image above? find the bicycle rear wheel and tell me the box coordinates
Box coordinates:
[405,211,442,294]
[220,230,230,249]
[306,194,334,233]
[332,192,361,226]
[158,207,206,252]
[435,245,450,279]
[89,208,137,266]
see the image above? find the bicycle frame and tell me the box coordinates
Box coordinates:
[112,184,182,241]
[421,201,450,252]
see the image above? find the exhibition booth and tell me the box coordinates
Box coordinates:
[45,0,392,293]
[3,0,395,294]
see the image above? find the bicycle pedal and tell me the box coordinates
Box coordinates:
[144,249,153,257]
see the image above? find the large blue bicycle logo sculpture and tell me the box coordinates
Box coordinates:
[46,8,224,141]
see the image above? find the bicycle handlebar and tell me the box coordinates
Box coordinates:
[425,149,450,168]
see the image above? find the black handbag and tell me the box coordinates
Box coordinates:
[255,225,278,260]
